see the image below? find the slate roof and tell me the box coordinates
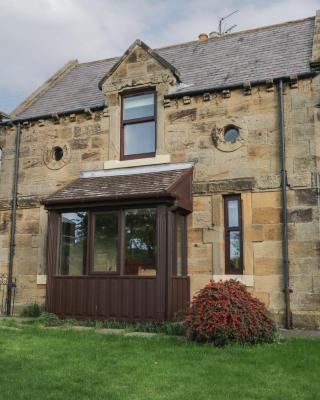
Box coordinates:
[14,17,315,120]
[43,168,190,205]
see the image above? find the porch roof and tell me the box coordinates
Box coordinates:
[42,163,193,211]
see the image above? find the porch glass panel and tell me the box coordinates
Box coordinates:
[59,212,87,276]
[124,208,157,276]
[93,212,119,273]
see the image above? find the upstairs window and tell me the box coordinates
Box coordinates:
[224,195,243,275]
[121,91,156,160]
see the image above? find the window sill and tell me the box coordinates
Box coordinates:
[103,154,170,170]
[212,274,254,287]
[37,275,47,285]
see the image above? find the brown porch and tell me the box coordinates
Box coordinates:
[43,163,193,321]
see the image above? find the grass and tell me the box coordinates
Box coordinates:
[0,322,319,400]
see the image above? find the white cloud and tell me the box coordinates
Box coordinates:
[0,0,318,112]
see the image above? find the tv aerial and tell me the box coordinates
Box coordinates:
[218,10,239,35]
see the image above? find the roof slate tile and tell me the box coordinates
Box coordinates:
[15,17,315,120]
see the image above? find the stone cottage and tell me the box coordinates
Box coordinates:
[0,12,319,328]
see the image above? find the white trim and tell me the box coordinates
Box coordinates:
[103,154,171,171]
[212,274,254,287]
[37,275,47,285]
[81,161,194,178]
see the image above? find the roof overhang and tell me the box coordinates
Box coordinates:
[43,162,193,212]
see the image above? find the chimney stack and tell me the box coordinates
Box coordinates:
[198,33,208,41]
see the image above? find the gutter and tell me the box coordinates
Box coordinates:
[278,80,292,329]
[165,72,317,99]
[6,122,21,315]
[1,74,317,126]
[0,105,105,127]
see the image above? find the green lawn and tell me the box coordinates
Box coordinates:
[0,325,319,400]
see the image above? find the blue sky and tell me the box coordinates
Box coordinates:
[0,0,318,114]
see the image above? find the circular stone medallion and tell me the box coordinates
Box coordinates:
[43,143,71,170]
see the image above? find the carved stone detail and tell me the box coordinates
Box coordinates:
[103,72,175,93]
[211,117,247,152]
[43,143,71,170]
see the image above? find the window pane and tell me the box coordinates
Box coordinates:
[124,93,154,120]
[224,128,239,143]
[125,208,157,276]
[176,214,184,277]
[228,200,239,227]
[93,213,118,272]
[60,212,87,276]
[229,231,241,270]
[124,121,155,156]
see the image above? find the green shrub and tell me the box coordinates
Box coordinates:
[79,319,185,335]
[20,302,43,318]
[162,321,186,336]
[37,312,61,327]
[186,279,276,346]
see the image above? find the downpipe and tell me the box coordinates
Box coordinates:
[5,122,21,315]
[278,81,292,329]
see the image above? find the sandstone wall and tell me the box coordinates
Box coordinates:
[0,46,318,327]
[0,113,109,310]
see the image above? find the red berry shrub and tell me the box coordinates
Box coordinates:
[185,279,276,346]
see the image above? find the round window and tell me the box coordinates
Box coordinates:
[54,146,64,161]
[224,127,239,144]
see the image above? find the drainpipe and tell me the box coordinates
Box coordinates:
[6,122,21,315]
[278,80,292,329]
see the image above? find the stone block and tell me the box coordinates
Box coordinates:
[291,273,314,293]
[293,156,317,172]
[252,207,281,224]
[188,243,213,273]
[15,234,33,248]
[208,177,255,193]
[242,192,252,225]
[212,242,224,275]
[192,183,208,194]
[293,223,317,242]
[292,311,320,329]
[247,144,277,160]
[290,257,319,275]
[287,173,312,188]
[294,189,318,206]
[243,241,254,274]
[253,241,282,259]
[291,293,320,312]
[16,221,39,235]
[263,224,282,241]
[189,274,212,298]
[81,151,100,161]
[288,208,313,223]
[254,257,282,275]
[187,228,203,243]
[253,291,270,306]
[289,241,316,258]
[244,224,263,242]
[193,196,212,211]
[202,227,222,244]
[91,136,104,149]
[254,274,283,293]
[168,108,197,123]
[256,175,281,189]
[212,195,223,226]
[252,191,281,208]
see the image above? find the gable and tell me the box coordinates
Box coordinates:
[99,39,180,94]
